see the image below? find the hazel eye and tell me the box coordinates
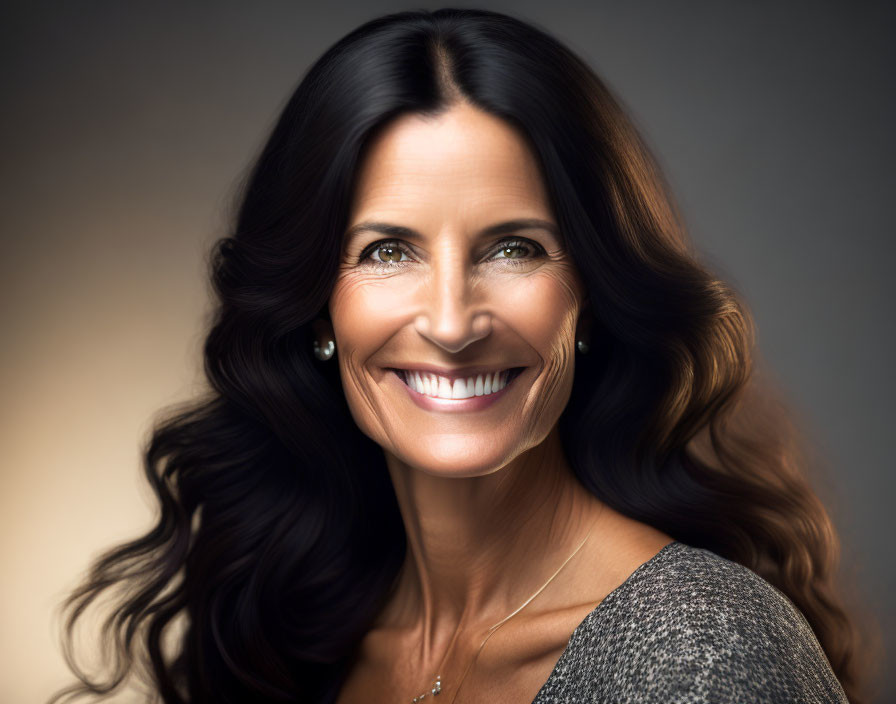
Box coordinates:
[357,236,545,269]
[494,242,532,259]
[363,242,412,265]
[490,239,543,263]
[375,245,405,263]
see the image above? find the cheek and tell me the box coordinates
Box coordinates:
[499,268,581,437]
[326,276,386,439]
[498,268,581,359]
[329,273,410,354]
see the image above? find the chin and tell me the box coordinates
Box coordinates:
[390,436,521,478]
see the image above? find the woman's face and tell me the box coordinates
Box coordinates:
[328,102,587,478]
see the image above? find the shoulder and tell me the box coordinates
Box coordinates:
[534,541,848,704]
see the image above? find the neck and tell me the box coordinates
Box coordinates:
[380,426,605,647]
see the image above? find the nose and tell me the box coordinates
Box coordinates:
[413,255,492,354]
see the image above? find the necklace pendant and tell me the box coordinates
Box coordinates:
[412,675,441,703]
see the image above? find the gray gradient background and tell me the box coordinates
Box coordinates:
[1,1,892,702]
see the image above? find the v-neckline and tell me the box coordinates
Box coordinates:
[528,540,681,703]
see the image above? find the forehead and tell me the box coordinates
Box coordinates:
[347,102,553,227]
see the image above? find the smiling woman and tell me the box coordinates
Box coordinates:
[51,8,868,704]
[328,105,587,476]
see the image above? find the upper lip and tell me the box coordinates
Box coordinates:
[386,363,526,382]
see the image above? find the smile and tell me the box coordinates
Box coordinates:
[393,367,525,399]
[387,366,528,412]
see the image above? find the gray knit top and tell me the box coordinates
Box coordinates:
[531,541,848,703]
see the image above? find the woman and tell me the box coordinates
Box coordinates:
[52,8,867,704]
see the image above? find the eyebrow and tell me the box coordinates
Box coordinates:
[344,217,560,243]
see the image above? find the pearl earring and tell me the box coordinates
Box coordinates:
[576,339,589,354]
[313,339,335,361]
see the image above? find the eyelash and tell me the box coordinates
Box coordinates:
[357,238,546,268]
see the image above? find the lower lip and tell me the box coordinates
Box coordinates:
[390,369,525,413]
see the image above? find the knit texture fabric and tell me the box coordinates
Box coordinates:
[531,541,848,703]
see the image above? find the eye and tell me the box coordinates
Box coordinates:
[490,239,543,263]
[359,241,413,266]
[358,240,411,269]
[356,237,546,268]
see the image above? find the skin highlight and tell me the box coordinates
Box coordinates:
[321,102,672,703]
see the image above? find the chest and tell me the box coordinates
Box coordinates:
[334,607,593,704]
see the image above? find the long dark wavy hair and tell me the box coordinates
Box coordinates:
[51,8,873,704]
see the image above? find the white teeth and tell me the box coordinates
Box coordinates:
[401,369,511,399]
[438,376,453,398]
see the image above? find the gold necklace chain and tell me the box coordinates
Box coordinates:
[409,520,595,704]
